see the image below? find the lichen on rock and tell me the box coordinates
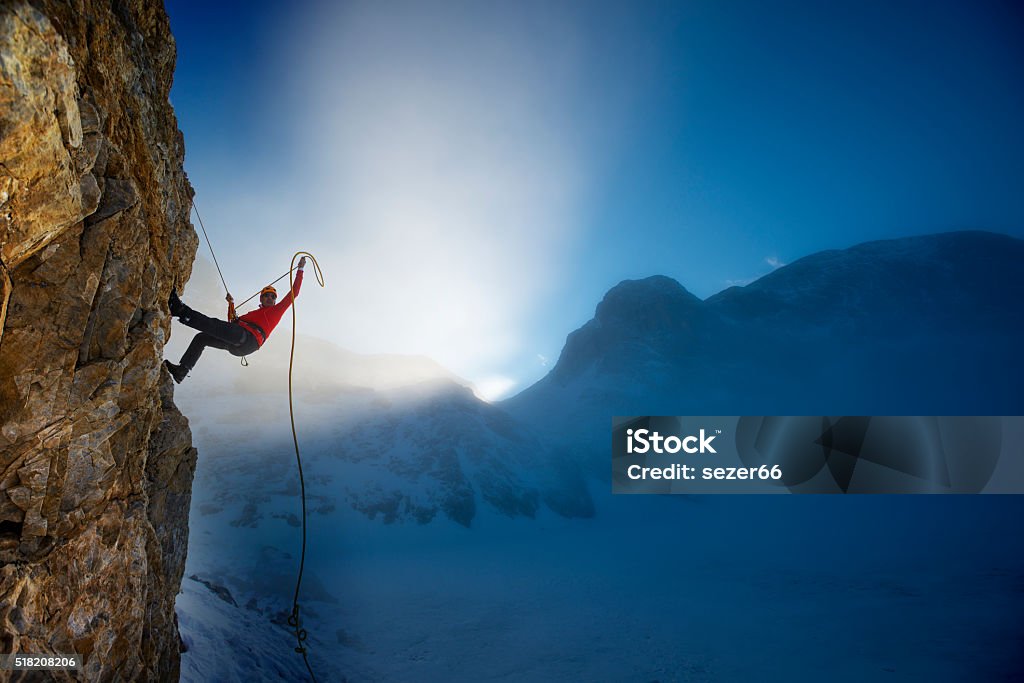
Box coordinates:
[1,1,198,679]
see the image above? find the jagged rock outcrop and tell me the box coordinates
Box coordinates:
[0,1,197,680]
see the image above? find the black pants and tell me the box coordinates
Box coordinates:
[176,304,260,370]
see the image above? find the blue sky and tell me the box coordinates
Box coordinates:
[165,0,1024,398]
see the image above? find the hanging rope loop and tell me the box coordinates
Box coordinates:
[286,250,324,682]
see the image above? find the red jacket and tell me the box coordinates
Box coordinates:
[229,270,303,347]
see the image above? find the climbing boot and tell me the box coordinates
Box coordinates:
[163,360,189,384]
[168,288,185,317]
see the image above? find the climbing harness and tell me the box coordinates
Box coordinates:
[186,201,325,682]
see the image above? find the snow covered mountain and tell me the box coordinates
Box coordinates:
[175,230,1024,531]
[505,230,1024,471]
[175,230,1024,681]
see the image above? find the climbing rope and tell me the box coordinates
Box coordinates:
[285,251,324,682]
[185,200,326,681]
[188,199,231,298]
[188,199,312,328]
[235,269,292,308]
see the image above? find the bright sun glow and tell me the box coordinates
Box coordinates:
[472,376,519,403]
[272,0,590,386]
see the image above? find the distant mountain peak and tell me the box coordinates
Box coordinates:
[595,275,702,326]
[547,276,706,382]
[515,230,1024,404]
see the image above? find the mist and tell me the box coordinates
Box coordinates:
[242,0,601,398]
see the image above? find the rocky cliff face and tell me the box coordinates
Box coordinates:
[0,1,197,679]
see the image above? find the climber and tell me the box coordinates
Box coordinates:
[163,257,306,383]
